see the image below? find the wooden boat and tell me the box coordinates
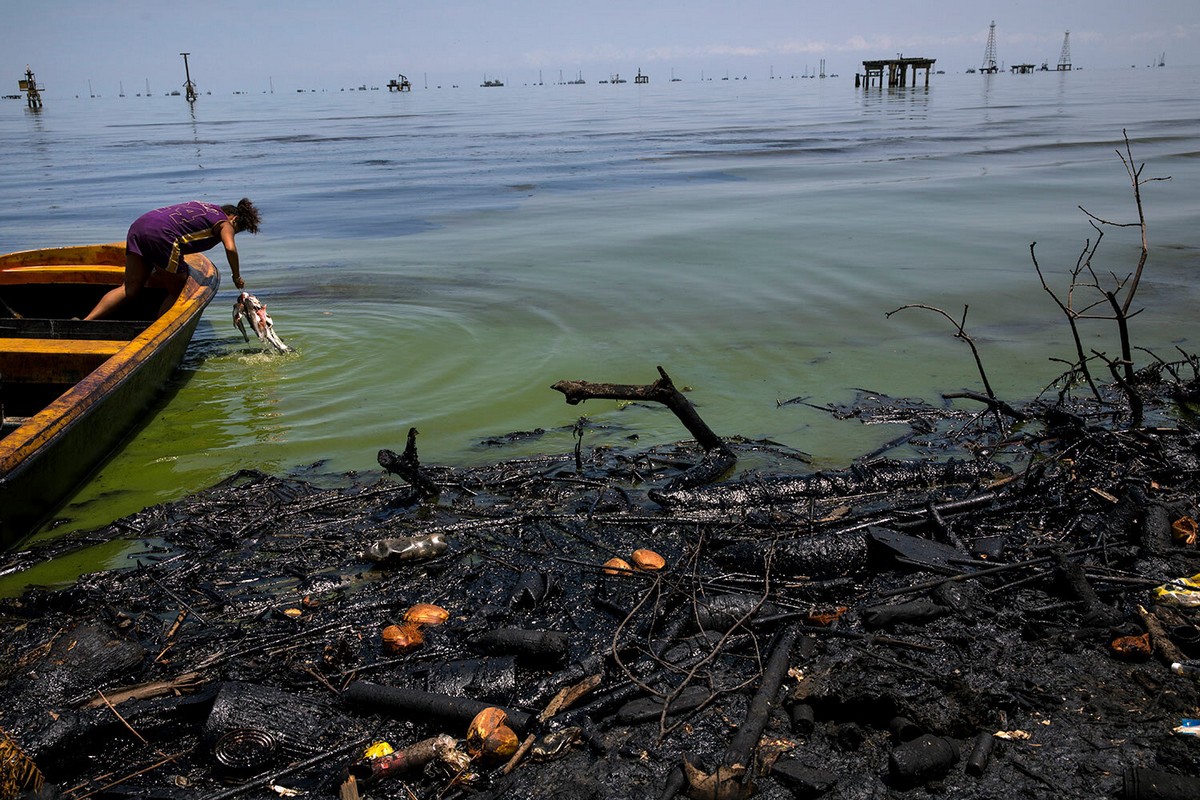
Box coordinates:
[0,243,219,548]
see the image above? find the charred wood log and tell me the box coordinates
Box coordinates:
[469,628,570,668]
[342,681,533,734]
[203,681,362,767]
[713,531,870,580]
[861,600,950,629]
[722,623,800,774]
[552,366,736,489]
[650,457,1009,509]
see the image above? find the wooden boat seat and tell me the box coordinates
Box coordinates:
[0,337,123,383]
[0,318,150,340]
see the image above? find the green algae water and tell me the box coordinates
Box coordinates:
[1,68,1199,592]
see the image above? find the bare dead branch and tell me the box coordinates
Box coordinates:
[885,304,1004,430]
[552,366,735,487]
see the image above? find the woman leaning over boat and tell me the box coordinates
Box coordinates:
[84,198,260,320]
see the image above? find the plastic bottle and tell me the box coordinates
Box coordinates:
[1169,660,1200,677]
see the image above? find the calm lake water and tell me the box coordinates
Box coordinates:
[1,67,1198,589]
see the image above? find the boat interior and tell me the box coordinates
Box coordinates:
[0,283,164,437]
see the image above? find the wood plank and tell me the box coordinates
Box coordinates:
[0,318,149,341]
[0,338,125,356]
[0,338,122,383]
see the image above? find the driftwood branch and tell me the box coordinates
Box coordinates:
[552,366,736,488]
[377,427,441,498]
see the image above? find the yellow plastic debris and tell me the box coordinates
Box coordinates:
[1154,573,1200,607]
[363,741,395,760]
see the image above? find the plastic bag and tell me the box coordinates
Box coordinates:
[1153,573,1200,607]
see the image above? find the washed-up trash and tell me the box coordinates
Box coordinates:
[1172,516,1198,546]
[404,602,450,626]
[630,548,666,571]
[994,730,1031,741]
[466,707,519,765]
[1153,573,1200,607]
[530,727,582,762]
[348,734,461,784]
[362,533,448,564]
[362,741,394,760]
[1172,719,1200,736]
[1169,660,1200,678]
[204,682,363,769]
[0,726,44,798]
[1111,633,1152,661]
[381,623,424,654]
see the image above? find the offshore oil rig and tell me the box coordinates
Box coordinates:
[180,52,198,102]
[18,65,42,108]
[856,56,937,88]
[979,24,1073,75]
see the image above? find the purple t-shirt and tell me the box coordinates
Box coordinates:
[126,201,229,273]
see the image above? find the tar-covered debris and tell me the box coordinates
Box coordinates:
[2,370,1200,800]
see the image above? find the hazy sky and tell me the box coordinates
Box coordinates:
[6,0,1197,95]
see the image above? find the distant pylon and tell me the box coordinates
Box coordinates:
[981,21,998,73]
[1057,31,1072,71]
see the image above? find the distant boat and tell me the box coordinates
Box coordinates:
[568,71,585,85]
[481,77,504,87]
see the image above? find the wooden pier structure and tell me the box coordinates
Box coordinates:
[856,57,936,88]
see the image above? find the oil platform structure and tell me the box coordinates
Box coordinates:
[1057,31,1072,71]
[180,52,197,102]
[980,21,999,74]
[18,65,42,108]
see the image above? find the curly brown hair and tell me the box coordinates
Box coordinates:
[222,198,261,234]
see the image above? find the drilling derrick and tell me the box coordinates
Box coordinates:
[981,20,999,74]
[1057,31,1072,71]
